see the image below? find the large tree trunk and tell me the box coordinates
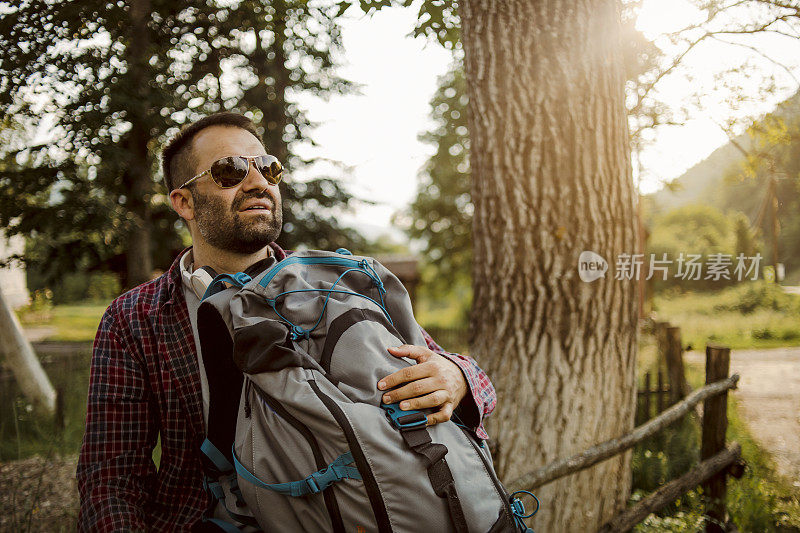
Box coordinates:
[459,1,638,531]
[125,0,154,288]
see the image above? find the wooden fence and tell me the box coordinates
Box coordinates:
[508,324,745,532]
[637,370,670,424]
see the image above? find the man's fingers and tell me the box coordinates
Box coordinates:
[427,403,455,426]
[381,376,443,405]
[386,344,433,363]
[378,359,433,391]
[394,389,450,411]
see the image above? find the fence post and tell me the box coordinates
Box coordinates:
[655,321,669,362]
[701,345,731,533]
[643,372,651,422]
[656,371,665,414]
[665,326,689,404]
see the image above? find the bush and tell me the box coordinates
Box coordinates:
[86,272,121,302]
[712,282,797,315]
[18,289,53,322]
[52,271,121,304]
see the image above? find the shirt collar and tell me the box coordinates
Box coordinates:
[178,243,287,299]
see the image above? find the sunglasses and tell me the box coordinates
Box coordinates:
[176,154,283,190]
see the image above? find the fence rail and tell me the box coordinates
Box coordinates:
[508,373,739,492]
[598,443,743,532]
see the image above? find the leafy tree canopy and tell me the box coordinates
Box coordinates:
[0,0,365,288]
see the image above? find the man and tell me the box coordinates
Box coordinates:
[77,112,496,531]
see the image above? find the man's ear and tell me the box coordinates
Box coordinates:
[170,188,195,221]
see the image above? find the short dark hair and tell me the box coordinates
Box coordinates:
[161,112,265,191]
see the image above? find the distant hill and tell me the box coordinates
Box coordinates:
[646,136,750,216]
[645,91,800,218]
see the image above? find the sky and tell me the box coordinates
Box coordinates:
[294,0,800,241]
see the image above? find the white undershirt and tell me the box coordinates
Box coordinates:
[178,250,212,426]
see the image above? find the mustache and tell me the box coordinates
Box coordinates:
[231,190,277,212]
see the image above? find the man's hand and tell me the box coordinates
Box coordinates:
[377,345,468,426]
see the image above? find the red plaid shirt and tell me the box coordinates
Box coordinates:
[77,245,496,531]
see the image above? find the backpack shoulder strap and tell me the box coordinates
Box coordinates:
[197,288,243,471]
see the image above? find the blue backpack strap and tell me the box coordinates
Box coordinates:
[233,449,361,497]
[202,272,253,301]
[510,490,539,532]
[202,438,234,473]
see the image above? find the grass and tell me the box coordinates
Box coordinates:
[18,302,109,342]
[0,349,92,461]
[652,282,800,350]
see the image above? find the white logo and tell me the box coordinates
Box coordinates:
[578,251,608,282]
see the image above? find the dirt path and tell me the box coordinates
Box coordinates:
[686,347,800,490]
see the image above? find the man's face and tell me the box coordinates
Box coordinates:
[187,125,283,254]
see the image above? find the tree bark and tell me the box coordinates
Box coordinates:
[124,0,154,288]
[459,1,638,531]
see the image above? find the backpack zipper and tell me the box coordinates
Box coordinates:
[243,378,252,418]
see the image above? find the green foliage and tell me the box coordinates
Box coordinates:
[0,348,92,461]
[31,272,122,304]
[633,502,705,533]
[631,355,799,532]
[646,204,763,291]
[31,271,121,305]
[653,285,800,349]
[279,175,369,252]
[711,281,798,315]
[350,0,460,49]
[721,104,800,277]
[632,417,700,495]
[21,290,54,323]
[0,0,360,289]
[726,397,800,531]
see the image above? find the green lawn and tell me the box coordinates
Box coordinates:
[18,302,109,342]
[652,282,800,350]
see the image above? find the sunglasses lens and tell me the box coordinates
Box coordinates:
[255,156,283,184]
[211,157,249,187]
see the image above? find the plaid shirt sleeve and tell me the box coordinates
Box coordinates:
[420,327,496,440]
[76,301,158,532]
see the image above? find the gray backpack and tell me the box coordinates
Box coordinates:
[195,249,536,532]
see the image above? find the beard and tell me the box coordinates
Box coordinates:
[192,187,283,254]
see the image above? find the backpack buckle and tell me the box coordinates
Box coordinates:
[380,401,428,430]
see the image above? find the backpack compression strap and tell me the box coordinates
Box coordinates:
[381,402,469,533]
[232,449,362,497]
